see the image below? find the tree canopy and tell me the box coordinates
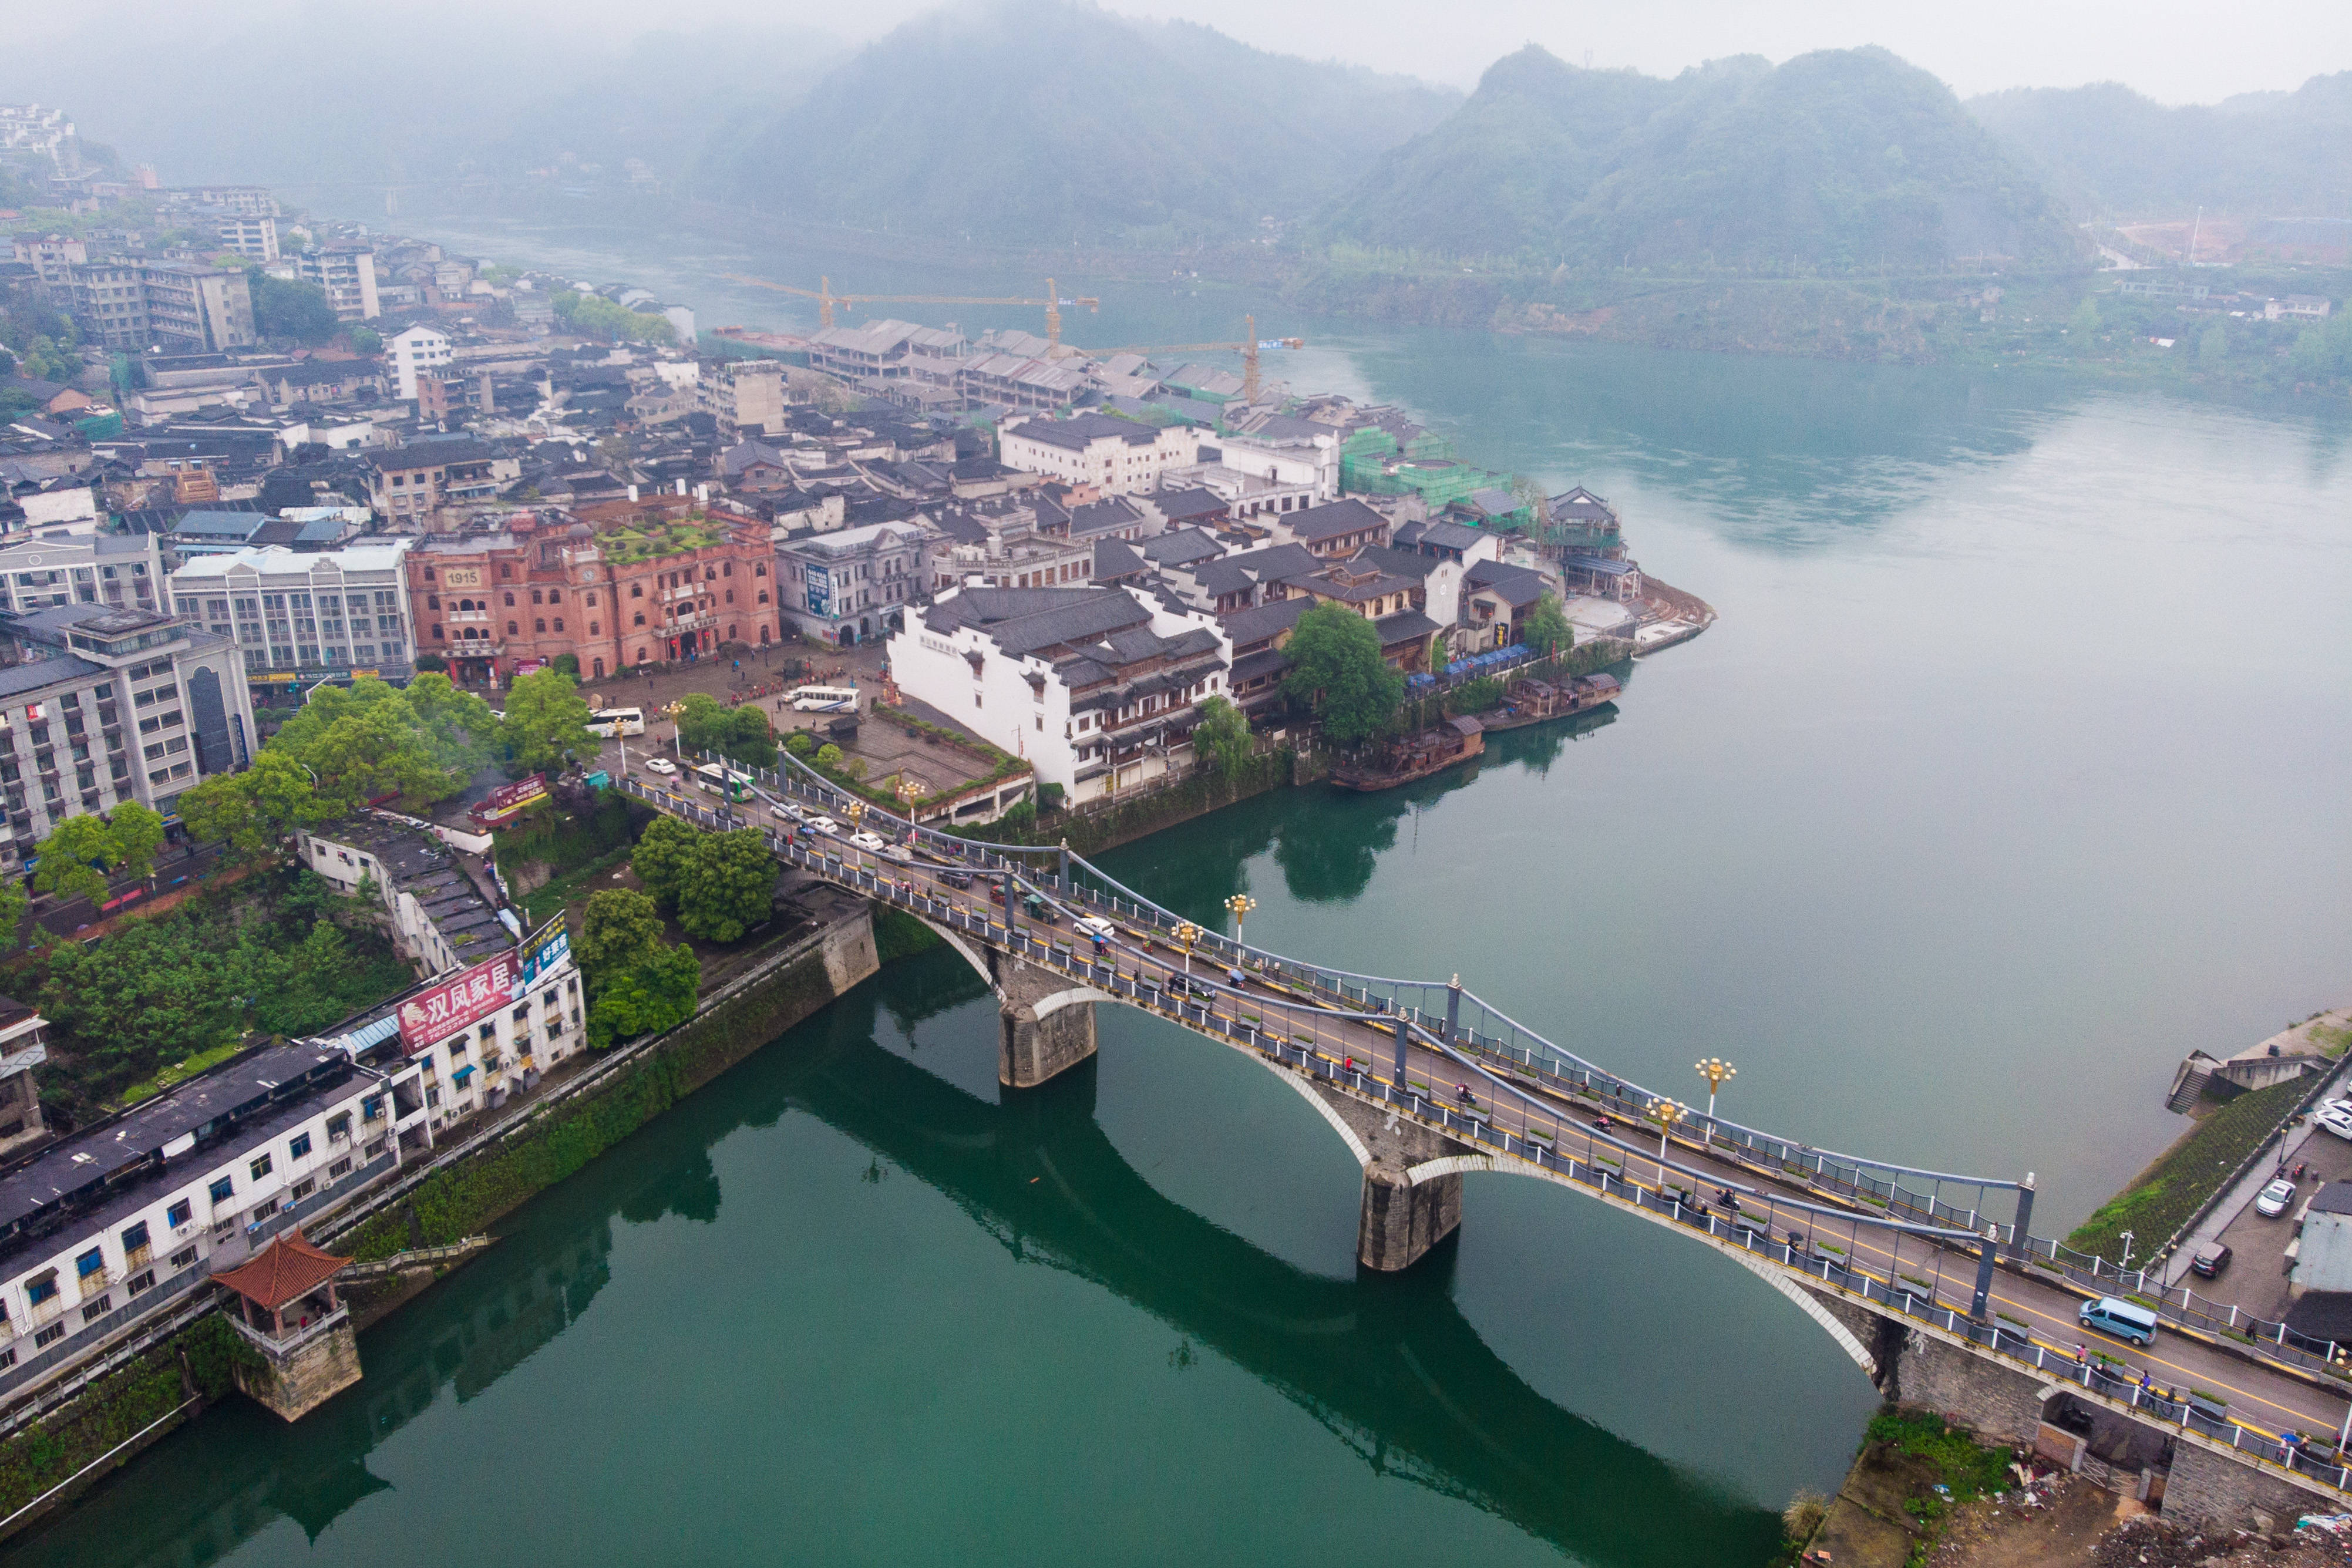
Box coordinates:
[1281,602,1404,745]
[32,803,168,902]
[676,693,778,769]
[179,752,336,860]
[551,290,676,345]
[1190,694,1251,779]
[270,674,495,809]
[576,886,701,1049]
[1521,594,1574,660]
[500,668,600,775]
[248,271,341,344]
[628,817,775,943]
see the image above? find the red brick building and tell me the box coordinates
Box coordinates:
[406,508,779,688]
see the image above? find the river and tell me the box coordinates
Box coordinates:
[12,219,2349,1566]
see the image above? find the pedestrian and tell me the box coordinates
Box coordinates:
[2073,1342,2088,1365]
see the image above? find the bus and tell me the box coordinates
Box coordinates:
[586,707,645,738]
[693,762,755,803]
[790,685,860,714]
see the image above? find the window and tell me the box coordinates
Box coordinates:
[208,1176,234,1204]
[291,1176,317,1202]
[81,1297,113,1324]
[126,1270,155,1296]
[508,621,520,637]
[166,1198,192,1228]
[535,618,546,634]
[122,1220,149,1254]
[76,1247,104,1280]
[327,1112,351,1140]
[288,1132,311,1160]
[504,591,516,607]
[250,1199,279,1223]
[248,1152,272,1182]
[631,584,642,598]
[33,1324,63,1349]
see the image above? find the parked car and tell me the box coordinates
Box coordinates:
[2190,1241,2233,1278]
[937,869,974,890]
[1074,915,1118,941]
[2256,1178,2300,1218]
[849,830,887,853]
[645,758,677,776]
[2319,1106,2352,1142]
[806,816,842,837]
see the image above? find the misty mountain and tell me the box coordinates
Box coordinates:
[1968,73,2352,219]
[1319,46,2081,271]
[0,9,844,199]
[709,0,1461,245]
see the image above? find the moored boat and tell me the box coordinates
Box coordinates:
[1328,716,1485,792]
[1475,671,1623,733]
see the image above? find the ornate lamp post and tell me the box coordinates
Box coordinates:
[1694,1056,1737,1120]
[1648,1096,1685,1159]
[1224,893,1256,948]
[1173,921,1200,975]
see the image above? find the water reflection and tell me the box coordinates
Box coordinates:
[16,952,1772,1568]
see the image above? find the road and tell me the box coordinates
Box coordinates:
[17,841,227,945]
[627,761,2352,1456]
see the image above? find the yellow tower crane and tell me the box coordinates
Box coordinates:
[1099,315,1304,404]
[717,273,1099,350]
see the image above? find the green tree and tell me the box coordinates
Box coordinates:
[1521,593,1575,660]
[786,730,815,756]
[587,940,701,1048]
[500,669,599,775]
[345,325,382,355]
[2198,322,2229,367]
[271,676,488,807]
[815,743,844,769]
[401,671,500,776]
[576,887,666,992]
[107,802,166,883]
[1190,695,1251,780]
[0,877,27,957]
[32,815,119,903]
[179,753,333,859]
[677,692,778,769]
[39,919,242,1074]
[631,815,700,909]
[1281,602,1404,745]
[673,829,776,943]
[248,271,341,344]
[2069,298,2101,352]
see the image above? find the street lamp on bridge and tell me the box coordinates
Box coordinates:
[1173,922,1201,975]
[1694,1057,1737,1119]
[1224,894,1256,948]
[1648,1097,1685,1159]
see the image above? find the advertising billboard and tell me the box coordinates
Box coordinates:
[397,950,520,1052]
[805,562,833,618]
[468,773,549,826]
[520,911,571,985]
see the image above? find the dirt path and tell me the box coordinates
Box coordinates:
[1927,1475,2129,1567]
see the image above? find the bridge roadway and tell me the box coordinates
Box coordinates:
[621,761,2352,1508]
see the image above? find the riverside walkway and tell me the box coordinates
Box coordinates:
[620,755,2352,1520]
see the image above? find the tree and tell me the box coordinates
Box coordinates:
[2069,298,2101,352]
[815,743,844,769]
[107,802,166,883]
[577,887,666,992]
[180,752,332,859]
[587,940,701,1048]
[631,815,700,909]
[32,815,120,903]
[271,675,490,808]
[345,325,382,355]
[1281,602,1404,745]
[500,669,598,775]
[248,271,341,345]
[672,829,776,943]
[786,730,815,756]
[1521,593,1575,661]
[2198,322,2229,367]
[0,877,27,957]
[1191,695,1251,780]
[39,919,243,1075]
[676,692,777,769]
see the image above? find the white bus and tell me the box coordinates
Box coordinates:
[586,706,646,738]
[790,685,860,713]
[693,762,754,802]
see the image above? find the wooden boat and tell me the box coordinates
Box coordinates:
[1476,671,1623,733]
[1329,716,1485,792]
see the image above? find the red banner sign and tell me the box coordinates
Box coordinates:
[469,774,548,825]
[397,951,520,1052]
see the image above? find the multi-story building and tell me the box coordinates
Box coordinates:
[890,585,1231,804]
[0,603,256,860]
[386,323,452,402]
[168,185,279,217]
[696,359,786,440]
[56,260,150,351]
[0,997,49,1159]
[140,263,258,353]
[0,529,166,616]
[407,509,778,687]
[11,235,86,285]
[365,440,517,530]
[213,214,279,263]
[998,413,1201,496]
[922,496,1095,597]
[168,540,419,688]
[294,244,380,321]
[774,520,930,647]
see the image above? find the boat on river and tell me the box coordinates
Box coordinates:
[1476,672,1623,733]
[1329,716,1485,792]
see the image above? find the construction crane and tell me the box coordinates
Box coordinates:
[1100,315,1304,404]
[716,273,1099,350]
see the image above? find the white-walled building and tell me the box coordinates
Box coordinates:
[889,585,1231,804]
[1158,431,1339,521]
[295,244,380,321]
[169,540,419,685]
[386,324,453,402]
[998,414,1202,496]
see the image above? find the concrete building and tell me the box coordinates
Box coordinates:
[999,414,1201,496]
[142,263,258,353]
[0,529,166,616]
[54,260,148,351]
[385,323,452,402]
[1160,430,1339,521]
[214,214,280,263]
[295,245,380,322]
[2292,1184,2352,1296]
[1269,497,1389,559]
[408,508,776,687]
[365,440,516,530]
[169,540,419,687]
[890,586,1231,803]
[775,520,930,647]
[0,997,49,1159]
[697,359,787,440]
[0,602,256,853]
[923,496,1096,598]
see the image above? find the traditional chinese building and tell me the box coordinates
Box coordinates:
[216,1230,361,1421]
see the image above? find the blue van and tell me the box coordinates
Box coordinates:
[2078,1296,2160,1347]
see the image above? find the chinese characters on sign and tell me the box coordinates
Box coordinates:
[520,912,570,985]
[396,951,520,1052]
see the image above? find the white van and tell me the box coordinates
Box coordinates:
[2078,1296,2159,1347]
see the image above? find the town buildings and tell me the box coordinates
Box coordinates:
[168,540,419,686]
[0,601,256,862]
[0,528,166,615]
[998,414,1202,496]
[293,244,381,322]
[385,324,452,403]
[890,585,1231,803]
[0,998,48,1159]
[365,440,516,530]
[53,260,255,353]
[774,520,928,647]
[697,359,786,440]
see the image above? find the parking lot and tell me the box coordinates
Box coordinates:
[2181,1099,2352,1320]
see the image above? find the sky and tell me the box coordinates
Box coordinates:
[9,0,2347,106]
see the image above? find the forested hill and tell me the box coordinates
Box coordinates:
[1317,45,2083,271]
[1968,73,2352,220]
[706,1,1461,247]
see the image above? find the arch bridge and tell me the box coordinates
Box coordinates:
[618,753,2352,1528]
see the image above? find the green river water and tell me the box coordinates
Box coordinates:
[9,223,2350,1566]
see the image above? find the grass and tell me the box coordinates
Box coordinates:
[1866,1408,2011,1566]
[519,844,635,926]
[118,1039,250,1107]
[2313,1023,2352,1058]
[2066,1076,2311,1259]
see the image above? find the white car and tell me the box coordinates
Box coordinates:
[1073,915,1118,941]
[849,830,887,853]
[2318,1106,2352,1142]
[770,800,806,822]
[644,758,677,776]
[2321,1098,2352,1119]
[879,843,914,864]
[2256,1178,2299,1218]
[806,815,841,837]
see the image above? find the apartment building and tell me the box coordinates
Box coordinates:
[696,359,786,440]
[386,323,452,402]
[998,414,1202,496]
[56,260,149,351]
[214,214,280,263]
[775,520,930,647]
[365,440,516,529]
[140,263,258,353]
[295,244,381,321]
[169,540,419,687]
[0,529,166,615]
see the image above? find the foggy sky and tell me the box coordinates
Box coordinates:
[12,0,2347,105]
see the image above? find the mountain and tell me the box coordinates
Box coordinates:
[709,0,1461,247]
[1968,73,2352,218]
[1320,46,2081,271]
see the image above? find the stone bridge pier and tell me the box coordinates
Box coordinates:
[991,953,1109,1090]
[1278,1072,1481,1273]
